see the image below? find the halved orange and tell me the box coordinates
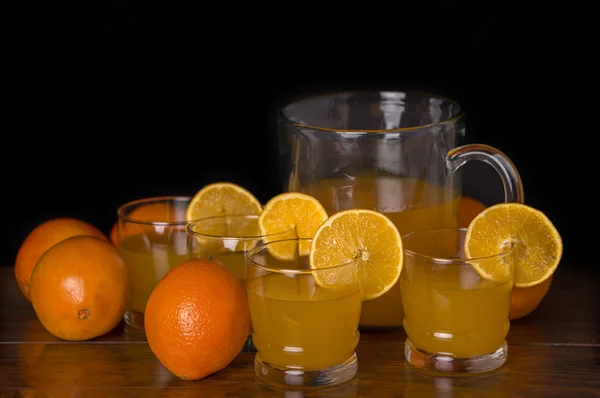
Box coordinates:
[258,192,328,260]
[464,203,563,288]
[309,209,403,301]
[185,182,262,221]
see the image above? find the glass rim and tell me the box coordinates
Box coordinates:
[247,238,362,275]
[402,227,515,265]
[186,214,289,240]
[279,89,464,133]
[117,195,192,226]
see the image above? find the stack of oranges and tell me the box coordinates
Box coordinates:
[14,218,128,341]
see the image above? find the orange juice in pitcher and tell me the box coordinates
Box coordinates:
[304,173,460,328]
[278,90,523,329]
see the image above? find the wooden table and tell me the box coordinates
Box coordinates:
[1,266,599,397]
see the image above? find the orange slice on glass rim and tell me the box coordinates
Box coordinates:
[464,202,563,288]
[309,209,403,301]
[258,192,328,260]
[185,182,262,221]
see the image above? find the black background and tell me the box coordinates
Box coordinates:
[2,2,588,268]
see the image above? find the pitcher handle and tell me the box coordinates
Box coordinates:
[446,144,524,204]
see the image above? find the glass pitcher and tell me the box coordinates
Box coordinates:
[277,90,523,330]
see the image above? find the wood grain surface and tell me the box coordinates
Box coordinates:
[1,266,599,397]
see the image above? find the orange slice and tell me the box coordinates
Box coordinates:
[185,182,262,221]
[309,209,403,301]
[464,203,563,288]
[258,192,328,260]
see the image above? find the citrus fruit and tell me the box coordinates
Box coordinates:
[464,202,563,288]
[15,218,108,301]
[459,196,487,228]
[460,199,553,318]
[309,209,403,301]
[29,235,128,341]
[258,192,328,259]
[144,259,250,381]
[185,182,262,221]
[458,196,552,320]
[509,276,553,320]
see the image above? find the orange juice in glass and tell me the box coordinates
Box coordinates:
[247,238,361,388]
[116,196,194,329]
[401,227,514,373]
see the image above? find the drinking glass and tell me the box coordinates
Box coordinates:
[277,90,523,330]
[247,238,362,388]
[116,196,194,328]
[401,227,515,373]
[186,214,291,351]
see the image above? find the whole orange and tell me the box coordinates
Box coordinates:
[15,217,108,301]
[509,276,553,320]
[30,235,128,341]
[144,259,250,381]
